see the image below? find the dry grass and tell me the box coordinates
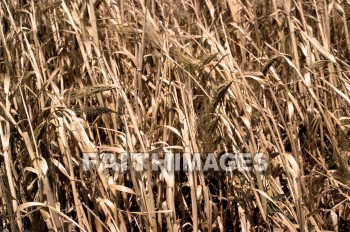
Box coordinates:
[0,0,350,231]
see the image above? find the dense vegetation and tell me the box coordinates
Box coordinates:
[0,0,350,231]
